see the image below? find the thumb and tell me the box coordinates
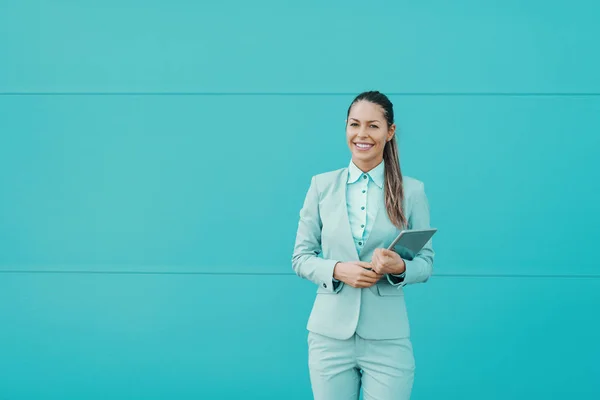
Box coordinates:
[381,248,396,256]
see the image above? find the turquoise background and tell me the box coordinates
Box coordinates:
[1,0,599,399]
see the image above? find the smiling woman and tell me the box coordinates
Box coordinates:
[292,91,435,400]
[346,92,407,230]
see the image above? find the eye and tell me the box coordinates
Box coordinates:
[370,124,379,129]
[350,122,359,127]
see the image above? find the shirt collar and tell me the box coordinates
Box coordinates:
[347,159,385,188]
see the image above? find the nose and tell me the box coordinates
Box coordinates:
[357,127,369,138]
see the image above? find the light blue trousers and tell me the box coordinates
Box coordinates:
[307,331,415,400]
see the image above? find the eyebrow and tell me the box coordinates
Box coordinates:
[349,118,381,123]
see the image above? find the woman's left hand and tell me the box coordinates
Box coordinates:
[371,248,406,275]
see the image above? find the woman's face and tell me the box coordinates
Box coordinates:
[346,100,395,170]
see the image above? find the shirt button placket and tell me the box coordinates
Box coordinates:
[358,175,368,249]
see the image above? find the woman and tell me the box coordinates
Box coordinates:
[292,91,435,400]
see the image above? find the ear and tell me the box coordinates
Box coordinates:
[387,123,396,142]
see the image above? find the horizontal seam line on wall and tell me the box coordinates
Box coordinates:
[0,92,600,96]
[0,270,598,278]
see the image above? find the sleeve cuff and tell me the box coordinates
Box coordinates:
[386,271,406,287]
[332,279,343,292]
[318,260,343,293]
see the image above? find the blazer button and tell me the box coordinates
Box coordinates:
[322,283,327,288]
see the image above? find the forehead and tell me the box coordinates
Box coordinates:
[348,100,385,121]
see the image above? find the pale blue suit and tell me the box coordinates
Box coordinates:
[292,160,435,400]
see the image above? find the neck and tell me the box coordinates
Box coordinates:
[353,156,383,173]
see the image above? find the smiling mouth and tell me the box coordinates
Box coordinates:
[354,143,374,151]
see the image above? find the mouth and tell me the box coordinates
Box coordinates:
[354,142,374,151]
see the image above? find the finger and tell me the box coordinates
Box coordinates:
[358,276,375,284]
[371,252,381,266]
[368,260,383,274]
[380,249,395,257]
[365,272,385,283]
[382,251,395,261]
[377,250,390,262]
[361,277,382,287]
[369,266,386,277]
[385,250,401,263]
[353,279,369,287]
[357,277,378,286]
[355,261,373,269]
[358,273,380,282]
[361,269,383,279]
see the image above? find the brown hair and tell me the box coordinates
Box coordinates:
[347,91,407,229]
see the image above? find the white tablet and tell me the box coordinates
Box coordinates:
[387,228,437,256]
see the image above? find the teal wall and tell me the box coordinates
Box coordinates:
[1,1,599,399]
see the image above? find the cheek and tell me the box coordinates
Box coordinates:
[346,131,355,144]
[378,131,391,146]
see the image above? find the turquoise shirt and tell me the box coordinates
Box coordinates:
[333,159,405,286]
[346,159,385,254]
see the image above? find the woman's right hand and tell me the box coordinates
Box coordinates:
[333,261,383,288]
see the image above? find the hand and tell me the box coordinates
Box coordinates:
[371,248,406,275]
[333,261,384,288]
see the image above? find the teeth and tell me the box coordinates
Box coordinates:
[356,143,373,148]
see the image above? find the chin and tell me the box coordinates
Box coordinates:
[353,151,375,161]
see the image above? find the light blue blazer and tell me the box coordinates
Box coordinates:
[292,167,435,340]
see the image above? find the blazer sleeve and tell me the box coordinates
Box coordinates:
[292,176,343,293]
[387,180,435,287]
